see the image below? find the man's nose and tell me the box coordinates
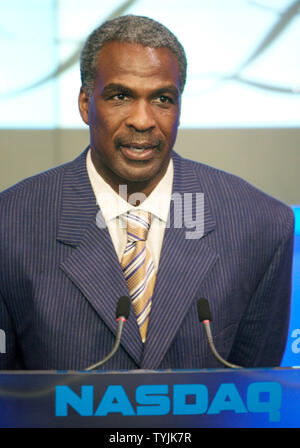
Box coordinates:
[125,100,156,132]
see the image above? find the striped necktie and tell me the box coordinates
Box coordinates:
[121,210,156,342]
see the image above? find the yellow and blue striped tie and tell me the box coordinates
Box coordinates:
[121,210,156,342]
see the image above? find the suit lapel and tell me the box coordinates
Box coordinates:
[141,153,219,369]
[57,150,144,366]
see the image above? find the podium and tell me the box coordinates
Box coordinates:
[0,367,299,428]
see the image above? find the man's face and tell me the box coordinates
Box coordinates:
[79,41,181,196]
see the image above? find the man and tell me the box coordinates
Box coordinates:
[0,15,294,370]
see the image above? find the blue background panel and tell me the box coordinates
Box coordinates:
[281,206,300,366]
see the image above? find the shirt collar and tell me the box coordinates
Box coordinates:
[86,149,174,223]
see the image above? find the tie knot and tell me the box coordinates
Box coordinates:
[124,210,151,242]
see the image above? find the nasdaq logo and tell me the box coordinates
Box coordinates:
[55,381,282,422]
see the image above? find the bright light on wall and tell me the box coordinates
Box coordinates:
[0,0,299,129]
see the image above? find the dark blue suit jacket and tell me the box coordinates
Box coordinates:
[0,149,295,370]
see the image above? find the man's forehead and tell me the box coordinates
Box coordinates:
[95,41,181,89]
[98,39,175,58]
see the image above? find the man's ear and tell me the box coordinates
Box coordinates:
[78,86,90,125]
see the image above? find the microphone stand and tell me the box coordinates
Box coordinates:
[85,317,126,371]
[202,320,241,369]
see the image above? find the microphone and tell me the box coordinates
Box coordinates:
[85,296,131,371]
[197,298,241,369]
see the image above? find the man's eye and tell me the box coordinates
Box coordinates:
[155,95,173,104]
[112,93,128,100]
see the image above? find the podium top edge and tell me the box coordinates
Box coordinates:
[0,367,298,375]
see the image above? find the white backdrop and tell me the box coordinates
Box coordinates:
[0,0,299,129]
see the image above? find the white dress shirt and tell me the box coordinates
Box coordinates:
[86,149,174,271]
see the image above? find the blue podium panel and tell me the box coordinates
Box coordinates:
[0,368,299,428]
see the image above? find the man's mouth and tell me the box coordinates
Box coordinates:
[118,142,160,161]
[125,147,150,152]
